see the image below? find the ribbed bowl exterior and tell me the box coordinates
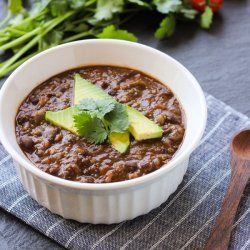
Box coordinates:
[14,158,189,224]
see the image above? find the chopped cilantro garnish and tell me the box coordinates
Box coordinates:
[74,111,108,144]
[74,98,129,144]
[105,103,129,133]
[77,98,115,118]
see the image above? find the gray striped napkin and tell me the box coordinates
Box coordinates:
[0,93,249,250]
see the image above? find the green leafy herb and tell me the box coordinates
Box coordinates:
[153,0,182,14]
[30,0,51,15]
[0,0,221,77]
[77,98,116,118]
[43,30,64,48]
[154,14,176,39]
[50,0,69,17]
[94,0,124,21]
[74,98,129,144]
[74,111,108,144]
[70,0,87,9]
[200,6,213,29]
[179,8,198,20]
[0,0,23,29]
[105,103,129,133]
[97,25,138,42]
[8,0,23,14]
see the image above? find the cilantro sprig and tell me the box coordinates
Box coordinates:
[74,99,129,144]
[74,111,108,144]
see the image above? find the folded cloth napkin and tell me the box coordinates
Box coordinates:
[0,94,249,250]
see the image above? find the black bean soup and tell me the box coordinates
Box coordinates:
[15,66,185,183]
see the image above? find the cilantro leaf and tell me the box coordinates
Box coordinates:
[74,112,108,144]
[50,0,69,17]
[77,99,116,118]
[8,0,23,14]
[70,0,87,9]
[46,30,64,45]
[84,117,108,144]
[74,111,92,136]
[77,99,97,112]
[9,14,34,31]
[200,6,213,29]
[180,8,198,20]
[31,0,51,15]
[97,25,138,42]
[74,98,129,143]
[105,103,129,133]
[155,15,176,39]
[153,0,182,14]
[94,0,124,21]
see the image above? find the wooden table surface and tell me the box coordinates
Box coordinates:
[0,0,249,249]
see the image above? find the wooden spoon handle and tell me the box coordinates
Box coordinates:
[204,158,250,250]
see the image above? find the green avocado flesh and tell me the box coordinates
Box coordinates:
[74,74,163,141]
[109,132,130,154]
[74,74,111,104]
[126,106,163,141]
[45,106,79,134]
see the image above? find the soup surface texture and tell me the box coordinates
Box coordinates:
[15,66,185,183]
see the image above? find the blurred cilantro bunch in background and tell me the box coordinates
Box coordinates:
[0,0,223,77]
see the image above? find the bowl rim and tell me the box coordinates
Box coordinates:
[0,39,207,191]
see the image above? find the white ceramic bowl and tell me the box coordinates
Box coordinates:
[0,39,206,224]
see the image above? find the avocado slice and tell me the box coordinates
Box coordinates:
[45,106,79,134]
[126,106,163,141]
[109,132,130,154]
[74,74,130,153]
[74,74,163,141]
[74,74,111,104]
